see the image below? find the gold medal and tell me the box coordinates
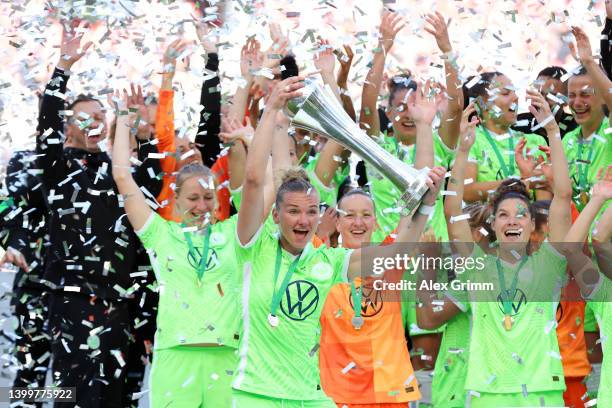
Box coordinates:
[504,315,513,331]
[580,191,589,206]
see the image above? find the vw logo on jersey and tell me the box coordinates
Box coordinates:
[187,247,219,271]
[348,284,384,317]
[496,288,528,316]
[280,280,320,321]
[311,263,333,281]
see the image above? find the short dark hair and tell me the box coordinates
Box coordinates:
[280,55,299,80]
[537,66,567,80]
[388,73,417,106]
[66,94,103,111]
[490,179,534,219]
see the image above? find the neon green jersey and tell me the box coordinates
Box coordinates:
[137,212,240,349]
[368,131,455,243]
[431,312,470,408]
[562,117,612,211]
[468,126,546,182]
[402,270,445,336]
[588,274,612,408]
[447,243,567,393]
[233,220,352,399]
[303,152,350,207]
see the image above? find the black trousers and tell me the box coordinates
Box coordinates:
[10,288,50,408]
[48,293,130,408]
[122,289,158,407]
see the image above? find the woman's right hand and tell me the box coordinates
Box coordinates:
[379,11,405,53]
[266,76,305,111]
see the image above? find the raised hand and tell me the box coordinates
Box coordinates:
[268,22,290,57]
[424,11,452,53]
[458,102,478,153]
[241,38,264,80]
[526,89,558,133]
[267,76,304,111]
[313,39,336,77]
[410,80,442,126]
[569,26,594,64]
[335,44,354,86]
[163,39,190,74]
[195,21,218,54]
[379,10,405,53]
[219,117,255,147]
[58,20,93,70]
[514,137,544,179]
[317,206,338,241]
[124,84,152,140]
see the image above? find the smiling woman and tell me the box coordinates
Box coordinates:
[462,72,551,203]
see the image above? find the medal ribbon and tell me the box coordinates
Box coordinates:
[183,226,212,283]
[576,137,595,193]
[495,256,529,317]
[269,242,303,318]
[481,126,516,178]
[390,135,417,164]
[350,281,363,319]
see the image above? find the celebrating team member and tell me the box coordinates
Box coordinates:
[232,76,445,407]
[462,73,551,202]
[513,66,578,139]
[417,90,596,406]
[319,189,421,407]
[360,10,461,242]
[563,168,612,407]
[111,93,241,407]
[318,81,441,406]
[564,27,612,211]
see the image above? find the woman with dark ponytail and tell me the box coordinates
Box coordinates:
[416,92,600,407]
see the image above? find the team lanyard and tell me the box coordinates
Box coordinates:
[268,242,303,327]
[576,134,597,193]
[481,126,516,178]
[350,281,364,330]
[183,226,212,286]
[495,255,529,331]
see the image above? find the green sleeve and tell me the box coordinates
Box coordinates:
[135,211,171,251]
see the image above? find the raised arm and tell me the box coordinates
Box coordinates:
[571,26,612,116]
[336,45,357,121]
[237,77,304,245]
[111,94,153,231]
[228,38,263,123]
[525,90,571,242]
[444,104,479,250]
[563,171,612,296]
[566,167,612,243]
[313,40,348,187]
[37,21,92,181]
[360,11,404,137]
[424,11,463,149]
[195,23,222,167]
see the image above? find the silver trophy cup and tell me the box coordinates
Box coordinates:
[285,83,430,214]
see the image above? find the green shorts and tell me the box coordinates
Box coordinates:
[150,346,236,408]
[231,389,337,408]
[466,390,564,407]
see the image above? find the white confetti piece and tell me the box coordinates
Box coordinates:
[341,361,356,374]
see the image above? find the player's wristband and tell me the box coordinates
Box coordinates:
[417,203,435,216]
